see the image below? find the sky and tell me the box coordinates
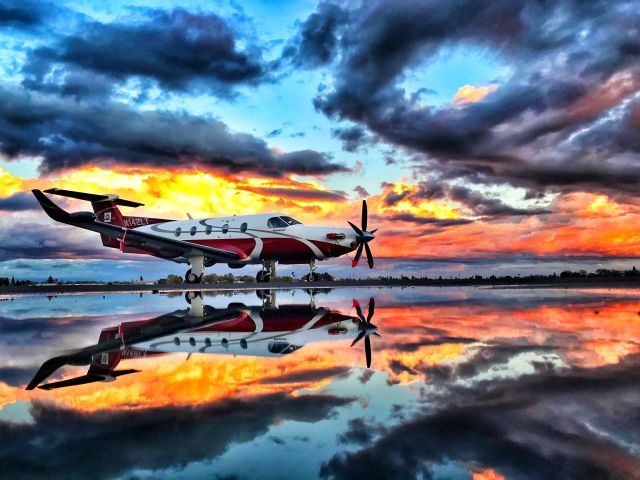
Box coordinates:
[0,0,639,280]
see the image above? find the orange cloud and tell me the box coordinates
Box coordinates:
[453,84,498,104]
[0,167,24,197]
[471,468,506,480]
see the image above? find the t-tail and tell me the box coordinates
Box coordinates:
[38,188,169,248]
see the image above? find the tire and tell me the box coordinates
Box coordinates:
[256,271,265,283]
[306,272,319,282]
[185,269,201,284]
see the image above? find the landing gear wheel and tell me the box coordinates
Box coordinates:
[305,272,319,282]
[185,269,202,284]
[184,291,201,304]
[256,271,271,283]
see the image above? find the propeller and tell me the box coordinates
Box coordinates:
[351,298,379,368]
[349,200,377,269]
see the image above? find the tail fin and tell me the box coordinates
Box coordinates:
[44,188,142,227]
[43,188,168,248]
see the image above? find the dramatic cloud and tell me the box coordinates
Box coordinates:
[283,2,347,68]
[0,221,110,261]
[0,86,347,177]
[321,357,640,480]
[0,0,54,29]
[0,192,38,211]
[307,0,640,195]
[383,180,550,218]
[0,392,352,480]
[331,125,373,152]
[22,8,269,97]
[239,186,347,202]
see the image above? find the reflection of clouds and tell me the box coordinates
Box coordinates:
[322,358,640,480]
[0,392,353,480]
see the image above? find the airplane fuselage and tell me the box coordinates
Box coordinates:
[131,213,358,265]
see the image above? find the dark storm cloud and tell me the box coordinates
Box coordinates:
[337,417,384,446]
[239,186,347,201]
[22,8,268,97]
[331,125,374,152]
[384,213,473,227]
[0,192,38,211]
[283,2,348,68]
[0,221,111,261]
[321,357,640,480]
[257,366,350,384]
[0,0,55,28]
[0,86,347,177]
[0,392,353,480]
[306,0,640,195]
[384,180,550,218]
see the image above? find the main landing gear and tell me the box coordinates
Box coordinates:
[257,260,276,283]
[185,255,204,284]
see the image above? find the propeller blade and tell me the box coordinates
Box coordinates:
[348,221,363,236]
[351,330,366,347]
[370,228,378,234]
[365,335,372,368]
[367,297,375,322]
[362,200,368,231]
[354,301,366,323]
[352,244,364,267]
[364,242,374,268]
[373,331,381,337]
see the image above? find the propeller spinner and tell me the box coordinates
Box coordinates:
[351,298,379,368]
[349,199,378,268]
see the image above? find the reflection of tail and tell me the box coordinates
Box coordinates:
[37,369,139,390]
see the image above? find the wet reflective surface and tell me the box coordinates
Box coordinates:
[1,287,639,480]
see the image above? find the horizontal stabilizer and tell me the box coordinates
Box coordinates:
[44,188,144,208]
[37,369,140,390]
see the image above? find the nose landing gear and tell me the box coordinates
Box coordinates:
[257,260,276,283]
[305,259,319,282]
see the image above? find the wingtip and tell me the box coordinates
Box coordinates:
[351,260,358,268]
[353,299,360,307]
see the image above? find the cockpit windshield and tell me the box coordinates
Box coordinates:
[280,216,302,226]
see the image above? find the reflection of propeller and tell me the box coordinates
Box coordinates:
[351,298,379,368]
[349,200,377,268]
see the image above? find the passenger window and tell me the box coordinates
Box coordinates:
[173,337,180,345]
[189,337,196,346]
[240,222,248,232]
[222,223,229,234]
[268,217,288,229]
[190,226,197,236]
[175,227,181,237]
[280,216,302,226]
[205,225,212,235]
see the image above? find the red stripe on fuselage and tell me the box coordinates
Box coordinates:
[190,312,256,332]
[260,237,314,261]
[189,239,254,259]
[309,240,354,258]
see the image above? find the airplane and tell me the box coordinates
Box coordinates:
[26,295,379,390]
[31,188,378,283]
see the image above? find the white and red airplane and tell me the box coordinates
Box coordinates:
[32,188,377,283]
[26,296,379,390]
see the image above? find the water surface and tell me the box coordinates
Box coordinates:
[1,287,639,480]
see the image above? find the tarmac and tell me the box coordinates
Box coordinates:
[1,277,640,297]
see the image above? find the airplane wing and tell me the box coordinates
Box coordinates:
[32,189,243,263]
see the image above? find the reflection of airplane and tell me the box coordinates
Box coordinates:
[26,295,379,390]
[31,188,378,283]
